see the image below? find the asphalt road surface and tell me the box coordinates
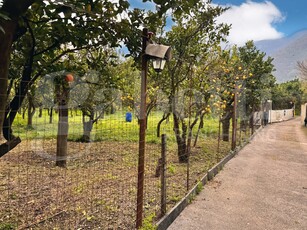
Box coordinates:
[168,118,307,230]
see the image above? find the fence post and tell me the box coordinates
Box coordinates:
[231,83,238,151]
[136,28,148,229]
[161,134,167,216]
[217,116,221,153]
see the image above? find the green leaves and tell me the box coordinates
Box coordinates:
[272,79,302,110]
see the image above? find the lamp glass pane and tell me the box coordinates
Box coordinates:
[153,59,166,72]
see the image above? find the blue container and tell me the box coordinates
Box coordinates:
[125,112,132,122]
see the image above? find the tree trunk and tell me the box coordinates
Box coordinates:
[177,138,187,163]
[82,120,93,142]
[193,113,205,147]
[4,55,34,140]
[27,102,32,128]
[49,107,53,124]
[7,79,14,98]
[27,93,36,128]
[55,83,69,168]
[110,103,115,114]
[221,109,232,142]
[0,0,35,139]
[56,103,68,167]
[157,113,170,137]
[250,112,255,135]
[3,24,35,140]
[22,107,27,120]
[222,117,231,142]
[0,20,16,139]
[38,107,43,118]
[173,113,188,163]
[0,137,21,158]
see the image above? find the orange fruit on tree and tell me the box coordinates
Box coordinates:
[65,74,74,82]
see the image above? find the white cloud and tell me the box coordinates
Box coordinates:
[216,1,285,46]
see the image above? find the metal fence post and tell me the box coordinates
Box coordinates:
[136,28,148,229]
[231,83,238,151]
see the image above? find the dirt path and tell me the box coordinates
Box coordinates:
[168,118,307,230]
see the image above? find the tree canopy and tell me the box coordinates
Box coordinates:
[0,0,169,141]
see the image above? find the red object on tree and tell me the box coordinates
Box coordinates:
[65,74,74,82]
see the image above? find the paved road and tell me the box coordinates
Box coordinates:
[168,118,307,230]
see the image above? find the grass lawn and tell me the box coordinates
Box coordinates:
[12,109,221,143]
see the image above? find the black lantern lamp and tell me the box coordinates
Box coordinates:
[145,43,171,72]
[152,58,166,72]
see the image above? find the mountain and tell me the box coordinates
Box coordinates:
[255,30,307,82]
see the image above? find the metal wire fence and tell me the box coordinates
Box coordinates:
[0,91,260,229]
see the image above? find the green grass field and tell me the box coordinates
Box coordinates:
[12,109,221,143]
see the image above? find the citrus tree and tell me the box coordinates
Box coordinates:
[154,1,230,162]
[1,0,129,140]
[238,41,275,132]
[70,48,121,142]
[271,79,302,112]
[0,0,167,155]
[208,41,275,141]
[209,46,247,141]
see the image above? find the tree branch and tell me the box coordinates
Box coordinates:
[34,38,63,57]
[157,112,170,137]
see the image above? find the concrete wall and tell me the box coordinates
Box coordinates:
[270,109,294,123]
[301,103,307,125]
[253,109,294,125]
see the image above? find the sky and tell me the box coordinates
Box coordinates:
[129,0,307,46]
[213,0,307,45]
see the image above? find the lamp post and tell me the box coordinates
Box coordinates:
[136,28,148,229]
[136,28,171,229]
